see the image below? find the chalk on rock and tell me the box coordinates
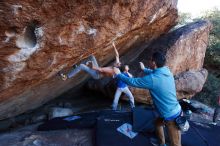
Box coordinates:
[16,25,37,49]
[15,21,41,49]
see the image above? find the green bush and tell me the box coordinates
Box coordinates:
[193,73,220,107]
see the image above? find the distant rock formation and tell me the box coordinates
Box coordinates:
[175,69,208,98]
[0,0,178,120]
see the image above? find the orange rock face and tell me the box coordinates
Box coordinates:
[0,0,178,119]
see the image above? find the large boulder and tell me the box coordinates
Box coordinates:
[87,20,212,103]
[0,0,178,120]
[126,20,212,75]
[175,69,208,98]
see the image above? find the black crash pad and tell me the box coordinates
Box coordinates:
[132,107,157,133]
[95,110,153,146]
[38,108,220,146]
[182,121,220,146]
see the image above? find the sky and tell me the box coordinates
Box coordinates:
[178,0,220,17]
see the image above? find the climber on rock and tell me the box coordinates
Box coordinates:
[112,65,135,110]
[60,42,121,80]
[113,52,182,146]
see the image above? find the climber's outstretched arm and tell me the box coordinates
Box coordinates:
[112,42,120,64]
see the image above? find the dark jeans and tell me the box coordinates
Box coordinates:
[155,118,181,146]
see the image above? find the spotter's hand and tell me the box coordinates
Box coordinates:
[139,62,145,70]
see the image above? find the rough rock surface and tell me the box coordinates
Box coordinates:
[0,124,93,146]
[88,20,212,103]
[0,0,178,120]
[175,69,208,98]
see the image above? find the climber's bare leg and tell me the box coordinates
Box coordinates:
[92,66,114,77]
[91,43,121,77]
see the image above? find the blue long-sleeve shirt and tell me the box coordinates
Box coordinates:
[143,68,153,74]
[116,66,181,119]
[117,72,129,88]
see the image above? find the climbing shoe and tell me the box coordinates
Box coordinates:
[58,72,67,81]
